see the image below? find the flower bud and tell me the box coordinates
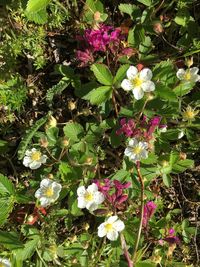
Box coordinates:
[179,152,187,160]
[68,101,77,111]
[40,138,49,148]
[153,22,164,34]
[62,137,69,147]
[186,57,193,68]
[46,115,57,128]
[85,157,93,165]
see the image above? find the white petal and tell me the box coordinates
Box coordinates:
[25,150,32,156]
[139,141,148,149]
[23,156,32,167]
[107,230,119,241]
[35,188,43,198]
[29,161,41,170]
[191,74,200,82]
[124,148,133,157]
[140,150,148,159]
[113,220,125,232]
[40,155,48,164]
[121,79,134,91]
[40,178,52,188]
[77,186,86,197]
[86,202,98,212]
[0,259,11,267]
[139,68,152,81]
[126,66,138,80]
[87,183,98,193]
[128,138,138,147]
[31,148,37,153]
[132,87,144,100]
[107,216,118,224]
[98,223,107,237]
[190,67,199,75]
[39,197,50,207]
[52,182,62,193]
[141,80,155,92]
[94,192,105,204]
[77,196,87,209]
[176,69,185,80]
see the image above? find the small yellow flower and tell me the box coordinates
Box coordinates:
[182,106,199,121]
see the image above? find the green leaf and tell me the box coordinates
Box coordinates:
[46,78,70,107]
[136,261,156,267]
[0,231,24,249]
[162,173,172,187]
[136,0,152,6]
[156,85,177,101]
[46,127,59,146]
[84,86,112,105]
[118,4,140,19]
[63,122,84,142]
[18,116,48,160]
[0,174,15,195]
[173,82,195,96]
[172,159,194,173]
[25,8,48,24]
[0,140,8,153]
[128,25,145,48]
[26,0,51,13]
[91,64,113,85]
[14,236,40,261]
[153,60,177,86]
[113,64,129,86]
[0,197,15,226]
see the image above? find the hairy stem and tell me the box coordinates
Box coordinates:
[132,161,145,264]
[120,233,133,267]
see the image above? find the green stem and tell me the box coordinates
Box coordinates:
[132,162,145,265]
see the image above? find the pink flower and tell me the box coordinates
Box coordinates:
[163,228,180,245]
[142,201,157,228]
[94,179,131,210]
[76,49,94,66]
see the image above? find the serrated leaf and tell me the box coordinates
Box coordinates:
[118,4,139,19]
[136,0,152,6]
[14,236,40,261]
[172,159,194,173]
[18,116,48,160]
[156,85,177,101]
[46,78,70,107]
[0,231,24,249]
[91,64,113,85]
[162,173,172,187]
[25,8,48,24]
[84,86,112,105]
[0,174,15,195]
[173,82,195,96]
[113,64,129,86]
[63,122,84,142]
[0,197,15,226]
[26,0,51,13]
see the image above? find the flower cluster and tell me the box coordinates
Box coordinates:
[116,116,166,141]
[159,228,180,245]
[121,66,155,100]
[76,24,134,66]
[95,179,131,210]
[142,201,157,228]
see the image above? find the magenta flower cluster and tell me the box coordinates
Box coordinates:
[116,116,166,141]
[95,179,131,210]
[142,201,157,228]
[76,24,134,66]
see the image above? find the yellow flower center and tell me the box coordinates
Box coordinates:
[0,264,4,267]
[184,71,191,81]
[84,192,94,201]
[45,187,54,197]
[132,76,143,87]
[133,146,142,155]
[31,151,41,161]
[184,111,195,119]
[105,223,113,231]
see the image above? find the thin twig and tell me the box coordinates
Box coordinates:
[132,162,145,265]
[120,233,133,267]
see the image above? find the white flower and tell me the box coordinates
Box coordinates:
[98,216,125,241]
[178,130,185,139]
[124,138,148,162]
[23,148,48,170]
[77,183,105,212]
[159,126,167,133]
[0,258,11,267]
[121,66,155,100]
[176,67,200,83]
[35,178,62,207]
